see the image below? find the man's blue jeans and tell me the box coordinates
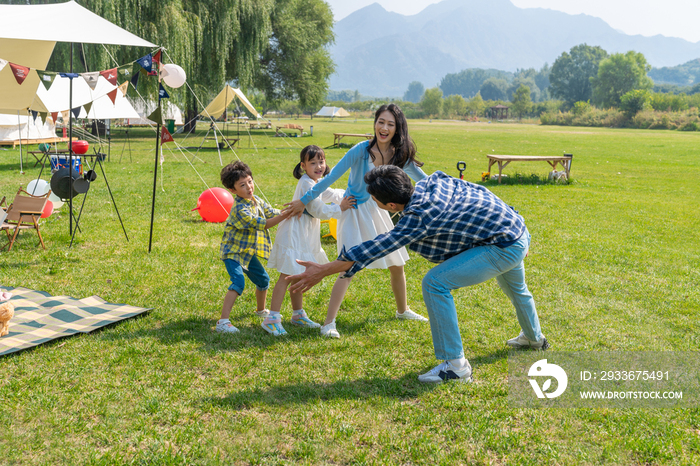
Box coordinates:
[422,230,542,360]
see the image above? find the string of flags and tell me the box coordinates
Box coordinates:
[1,49,175,124]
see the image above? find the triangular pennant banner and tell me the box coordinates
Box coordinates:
[10,63,30,85]
[0,58,8,73]
[40,112,48,125]
[36,70,57,91]
[148,105,163,125]
[61,110,71,123]
[83,102,93,116]
[118,65,132,78]
[59,72,80,79]
[71,107,81,119]
[153,49,162,66]
[107,89,118,105]
[31,110,38,121]
[51,112,58,123]
[118,81,129,96]
[81,71,100,90]
[130,71,140,90]
[100,67,118,86]
[136,54,153,72]
[161,126,174,145]
[158,83,170,99]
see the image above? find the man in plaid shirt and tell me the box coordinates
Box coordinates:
[289,165,548,384]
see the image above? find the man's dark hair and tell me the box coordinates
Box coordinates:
[221,161,252,189]
[365,165,414,205]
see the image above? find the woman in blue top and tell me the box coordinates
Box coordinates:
[284,103,429,338]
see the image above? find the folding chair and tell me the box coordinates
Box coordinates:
[1,188,50,251]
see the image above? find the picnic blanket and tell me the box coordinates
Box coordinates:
[0,286,151,357]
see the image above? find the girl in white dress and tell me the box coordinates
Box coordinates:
[284,104,429,338]
[262,145,355,336]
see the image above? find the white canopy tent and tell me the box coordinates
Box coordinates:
[200,85,262,120]
[0,113,56,146]
[0,1,156,114]
[316,106,351,118]
[129,99,184,126]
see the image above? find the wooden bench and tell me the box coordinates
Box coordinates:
[332,132,372,147]
[487,154,573,184]
[276,124,304,136]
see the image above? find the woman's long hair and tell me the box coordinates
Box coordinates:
[367,103,423,168]
[293,145,330,180]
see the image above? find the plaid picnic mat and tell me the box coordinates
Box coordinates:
[0,286,151,357]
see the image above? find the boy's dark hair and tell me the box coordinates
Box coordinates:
[293,145,331,179]
[365,165,414,206]
[221,161,253,190]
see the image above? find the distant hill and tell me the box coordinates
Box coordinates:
[649,59,700,86]
[330,0,700,97]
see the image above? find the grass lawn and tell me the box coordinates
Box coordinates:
[1,118,699,464]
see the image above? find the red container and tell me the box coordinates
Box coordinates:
[70,140,89,155]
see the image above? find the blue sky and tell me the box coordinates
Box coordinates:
[326,0,700,43]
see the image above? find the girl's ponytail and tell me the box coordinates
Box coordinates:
[293,162,304,180]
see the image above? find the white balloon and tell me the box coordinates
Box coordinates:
[161,64,186,88]
[49,191,64,209]
[27,179,49,196]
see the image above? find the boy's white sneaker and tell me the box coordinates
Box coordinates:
[320,322,340,338]
[418,360,473,384]
[396,309,429,322]
[506,331,550,350]
[215,320,239,334]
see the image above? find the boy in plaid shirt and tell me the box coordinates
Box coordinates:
[216,161,290,334]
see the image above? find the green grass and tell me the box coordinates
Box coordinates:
[1,118,700,464]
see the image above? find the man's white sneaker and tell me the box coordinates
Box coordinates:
[215,320,239,334]
[506,331,549,350]
[320,322,340,338]
[418,360,473,384]
[396,309,429,322]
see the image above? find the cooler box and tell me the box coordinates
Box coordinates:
[50,155,82,175]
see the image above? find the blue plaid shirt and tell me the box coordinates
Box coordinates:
[338,171,526,277]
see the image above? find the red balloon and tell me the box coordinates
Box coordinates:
[192,188,234,223]
[41,200,54,218]
[70,140,89,155]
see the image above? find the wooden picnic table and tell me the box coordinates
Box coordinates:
[487,154,573,184]
[332,132,372,147]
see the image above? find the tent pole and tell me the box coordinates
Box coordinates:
[17,111,24,174]
[148,96,162,253]
[69,43,74,238]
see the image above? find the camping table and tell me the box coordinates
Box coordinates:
[32,149,107,169]
[276,125,304,137]
[333,133,372,147]
[487,154,573,184]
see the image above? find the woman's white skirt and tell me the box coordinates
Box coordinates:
[337,197,409,269]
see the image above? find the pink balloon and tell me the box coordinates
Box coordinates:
[41,200,54,218]
[192,188,233,223]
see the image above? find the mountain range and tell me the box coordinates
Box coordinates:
[329,0,700,97]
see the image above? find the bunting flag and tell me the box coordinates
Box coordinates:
[40,112,48,125]
[136,54,153,72]
[161,126,174,145]
[100,67,118,86]
[31,110,38,121]
[10,63,30,85]
[152,49,162,66]
[0,58,8,73]
[81,72,99,90]
[51,112,58,124]
[71,107,81,119]
[107,88,118,105]
[130,71,140,90]
[158,83,170,99]
[83,102,93,116]
[118,81,129,96]
[148,105,163,125]
[61,110,70,123]
[59,72,80,79]
[118,65,132,78]
[36,70,57,91]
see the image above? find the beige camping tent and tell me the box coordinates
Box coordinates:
[200,85,261,120]
[316,106,351,118]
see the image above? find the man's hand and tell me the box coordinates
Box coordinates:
[286,260,326,293]
[283,199,305,218]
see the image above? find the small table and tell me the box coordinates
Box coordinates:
[333,133,372,147]
[486,154,573,184]
[276,125,304,137]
